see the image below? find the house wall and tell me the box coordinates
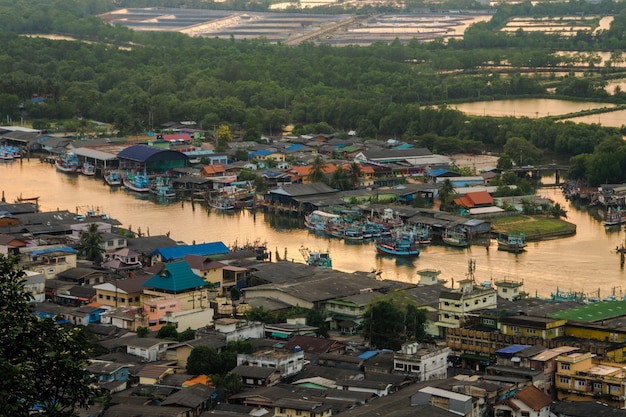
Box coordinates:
[237,350,304,378]
[96,287,142,309]
[143,298,183,331]
[165,307,214,331]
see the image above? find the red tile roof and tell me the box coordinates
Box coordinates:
[454,190,493,208]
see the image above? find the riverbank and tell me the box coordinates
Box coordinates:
[489,215,577,241]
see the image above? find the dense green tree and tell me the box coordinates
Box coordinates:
[187,346,223,375]
[136,326,149,338]
[306,308,329,338]
[157,324,179,340]
[178,327,196,342]
[0,254,99,416]
[79,222,104,265]
[362,291,428,351]
[503,137,543,166]
[244,306,278,323]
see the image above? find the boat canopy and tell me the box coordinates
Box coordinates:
[310,210,340,218]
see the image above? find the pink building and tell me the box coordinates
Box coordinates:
[143,297,182,331]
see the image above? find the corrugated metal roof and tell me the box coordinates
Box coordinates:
[73,147,119,160]
[117,144,170,162]
[496,344,531,355]
[151,241,230,261]
[143,261,209,292]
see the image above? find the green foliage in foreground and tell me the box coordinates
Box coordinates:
[0,255,99,416]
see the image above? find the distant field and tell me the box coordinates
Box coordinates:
[490,215,576,240]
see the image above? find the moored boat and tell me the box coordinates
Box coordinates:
[209,198,236,210]
[124,171,151,192]
[304,210,340,231]
[374,231,420,257]
[300,246,332,268]
[442,229,468,248]
[604,206,626,226]
[81,161,96,176]
[55,152,79,173]
[497,232,527,253]
[104,170,122,186]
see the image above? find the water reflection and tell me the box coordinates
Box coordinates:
[1,159,626,298]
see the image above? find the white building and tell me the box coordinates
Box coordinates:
[214,318,265,342]
[237,348,305,378]
[393,342,450,381]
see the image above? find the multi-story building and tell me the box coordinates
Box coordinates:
[436,279,497,337]
[237,348,305,378]
[555,350,626,408]
[392,342,450,381]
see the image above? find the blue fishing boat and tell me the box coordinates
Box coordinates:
[124,171,151,192]
[81,161,96,176]
[374,231,420,257]
[300,246,332,269]
[104,170,122,186]
[55,152,79,173]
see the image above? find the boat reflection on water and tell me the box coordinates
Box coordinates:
[2,159,626,298]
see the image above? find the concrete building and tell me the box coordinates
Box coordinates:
[237,348,305,378]
[436,278,497,337]
[393,342,450,381]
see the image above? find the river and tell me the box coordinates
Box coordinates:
[2,158,625,299]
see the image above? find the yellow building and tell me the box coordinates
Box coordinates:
[555,351,626,408]
[499,315,567,339]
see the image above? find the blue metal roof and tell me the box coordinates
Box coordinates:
[252,150,274,157]
[31,247,77,256]
[393,144,414,150]
[150,241,230,261]
[144,260,209,292]
[118,144,164,161]
[357,350,379,360]
[117,144,175,162]
[428,168,453,177]
[496,344,531,355]
[286,144,304,151]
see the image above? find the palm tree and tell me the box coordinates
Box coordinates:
[308,155,326,183]
[438,178,455,211]
[79,223,104,265]
[330,166,348,190]
[347,162,362,189]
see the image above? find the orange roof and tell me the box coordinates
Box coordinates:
[512,385,552,411]
[202,165,225,176]
[183,374,212,387]
[454,191,493,208]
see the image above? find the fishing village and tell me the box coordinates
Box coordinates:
[4,124,626,417]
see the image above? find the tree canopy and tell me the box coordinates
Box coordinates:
[0,255,99,416]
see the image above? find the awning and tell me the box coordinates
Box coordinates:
[271,332,289,339]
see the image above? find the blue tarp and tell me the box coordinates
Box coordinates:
[357,350,379,360]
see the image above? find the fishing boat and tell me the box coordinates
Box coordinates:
[55,152,79,173]
[374,231,420,257]
[416,225,432,244]
[497,232,527,253]
[0,145,20,159]
[150,177,176,198]
[0,150,14,161]
[300,246,332,269]
[104,170,122,186]
[304,210,340,231]
[604,206,626,226]
[208,198,236,210]
[124,171,151,192]
[442,229,469,248]
[80,161,96,176]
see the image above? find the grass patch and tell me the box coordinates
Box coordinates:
[489,215,576,240]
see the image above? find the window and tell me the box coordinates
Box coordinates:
[502,288,508,293]
[106,295,111,300]
[98,294,103,299]
[107,241,113,247]
[118,239,124,245]
[483,319,495,326]
[510,326,519,332]
[296,411,302,416]
[527,328,536,334]
[561,363,570,370]
[560,377,570,384]
[610,385,620,392]
[575,380,585,388]
[593,382,602,390]
[150,306,156,313]
[159,305,166,310]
